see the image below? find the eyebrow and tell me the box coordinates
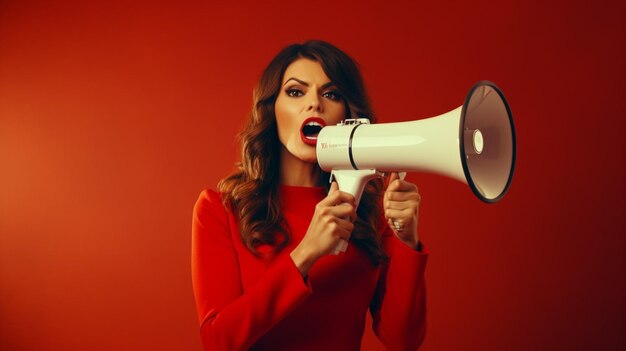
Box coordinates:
[283,77,336,90]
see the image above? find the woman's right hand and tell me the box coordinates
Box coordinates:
[290,181,356,277]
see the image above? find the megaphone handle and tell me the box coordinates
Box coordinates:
[329,169,382,255]
[333,239,349,255]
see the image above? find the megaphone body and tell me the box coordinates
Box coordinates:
[316,81,516,253]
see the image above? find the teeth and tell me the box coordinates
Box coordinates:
[302,120,323,142]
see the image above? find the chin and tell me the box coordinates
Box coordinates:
[296,150,319,164]
[298,153,318,164]
[281,143,317,164]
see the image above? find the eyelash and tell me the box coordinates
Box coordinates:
[284,88,342,101]
[286,88,304,97]
[323,91,341,101]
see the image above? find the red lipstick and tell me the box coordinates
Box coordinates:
[300,117,326,146]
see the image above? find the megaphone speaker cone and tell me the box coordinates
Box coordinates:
[460,81,516,203]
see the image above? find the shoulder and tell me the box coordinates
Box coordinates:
[194,189,225,210]
[193,189,231,232]
[195,189,224,205]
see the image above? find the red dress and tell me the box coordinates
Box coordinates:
[191,185,428,350]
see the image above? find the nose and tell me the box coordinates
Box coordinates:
[307,94,323,112]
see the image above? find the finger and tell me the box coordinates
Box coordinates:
[385,191,421,202]
[336,221,354,240]
[387,172,399,189]
[386,173,407,192]
[337,190,356,205]
[323,183,356,206]
[329,181,338,193]
[328,203,356,219]
[324,217,353,238]
[339,217,354,233]
[387,179,418,193]
[324,192,356,207]
[384,208,415,220]
[387,218,400,230]
[385,200,417,211]
[319,182,342,206]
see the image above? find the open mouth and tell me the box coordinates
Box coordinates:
[300,117,326,145]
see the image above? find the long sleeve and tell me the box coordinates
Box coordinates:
[370,226,429,351]
[191,190,312,350]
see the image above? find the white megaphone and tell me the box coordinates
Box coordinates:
[316,81,516,254]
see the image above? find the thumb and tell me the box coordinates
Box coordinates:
[387,172,399,190]
[329,181,339,193]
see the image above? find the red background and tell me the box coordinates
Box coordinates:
[1,0,624,350]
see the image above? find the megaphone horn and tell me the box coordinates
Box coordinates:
[316,80,516,204]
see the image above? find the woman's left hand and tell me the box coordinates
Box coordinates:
[384,172,421,249]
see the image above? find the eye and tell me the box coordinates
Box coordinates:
[286,88,304,97]
[323,90,341,101]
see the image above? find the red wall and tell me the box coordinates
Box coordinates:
[1,1,624,350]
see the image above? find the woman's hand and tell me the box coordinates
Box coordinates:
[290,182,356,276]
[384,172,421,249]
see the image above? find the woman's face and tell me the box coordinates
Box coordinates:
[275,58,347,164]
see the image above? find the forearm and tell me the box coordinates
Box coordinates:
[193,190,313,350]
[373,238,429,350]
[197,254,312,350]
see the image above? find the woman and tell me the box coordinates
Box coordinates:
[192,40,428,350]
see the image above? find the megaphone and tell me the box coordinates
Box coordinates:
[316,81,516,253]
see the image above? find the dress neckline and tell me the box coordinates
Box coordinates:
[279,184,327,208]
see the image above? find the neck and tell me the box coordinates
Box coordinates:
[280,147,321,187]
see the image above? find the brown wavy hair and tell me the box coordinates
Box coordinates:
[218,40,387,265]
